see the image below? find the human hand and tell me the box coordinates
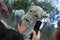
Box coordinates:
[18,20,27,34]
[27,30,40,40]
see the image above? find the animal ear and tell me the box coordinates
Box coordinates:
[30,2,35,8]
[31,2,35,6]
[41,13,48,18]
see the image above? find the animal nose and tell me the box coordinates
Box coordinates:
[35,15,40,19]
[24,18,29,22]
[42,14,48,18]
[35,15,38,17]
[30,10,32,12]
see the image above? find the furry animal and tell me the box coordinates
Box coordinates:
[22,3,48,38]
[22,5,47,22]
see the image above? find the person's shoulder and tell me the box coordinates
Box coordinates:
[52,28,58,36]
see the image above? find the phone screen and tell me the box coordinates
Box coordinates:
[34,21,42,33]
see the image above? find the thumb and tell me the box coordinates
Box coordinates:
[37,31,40,39]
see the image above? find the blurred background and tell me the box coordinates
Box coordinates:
[0,0,60,40]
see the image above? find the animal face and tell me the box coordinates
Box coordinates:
[22,5,47,22]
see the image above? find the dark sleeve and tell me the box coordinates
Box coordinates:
[2,29,24,40]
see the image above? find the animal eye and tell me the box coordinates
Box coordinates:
[30,10,32,12]
[35,15,38,17]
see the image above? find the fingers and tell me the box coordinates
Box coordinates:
[37,31,40,40]
[29,30,36,38]
[33,30,40,40]
[21,20,27,27]
[27,35,31,40]
[21,20,26,25]
[18,24,19,28]
[17,24,19,31]
[28,30,36,40]
[17,20,27,34]
[28,30,40,40]
[18,24,21,33]
[32,30,36,38]
[18,20,27,27]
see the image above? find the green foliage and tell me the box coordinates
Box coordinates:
[11,0,55,13]
[38,2,55,12]
[12,0,30,12]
